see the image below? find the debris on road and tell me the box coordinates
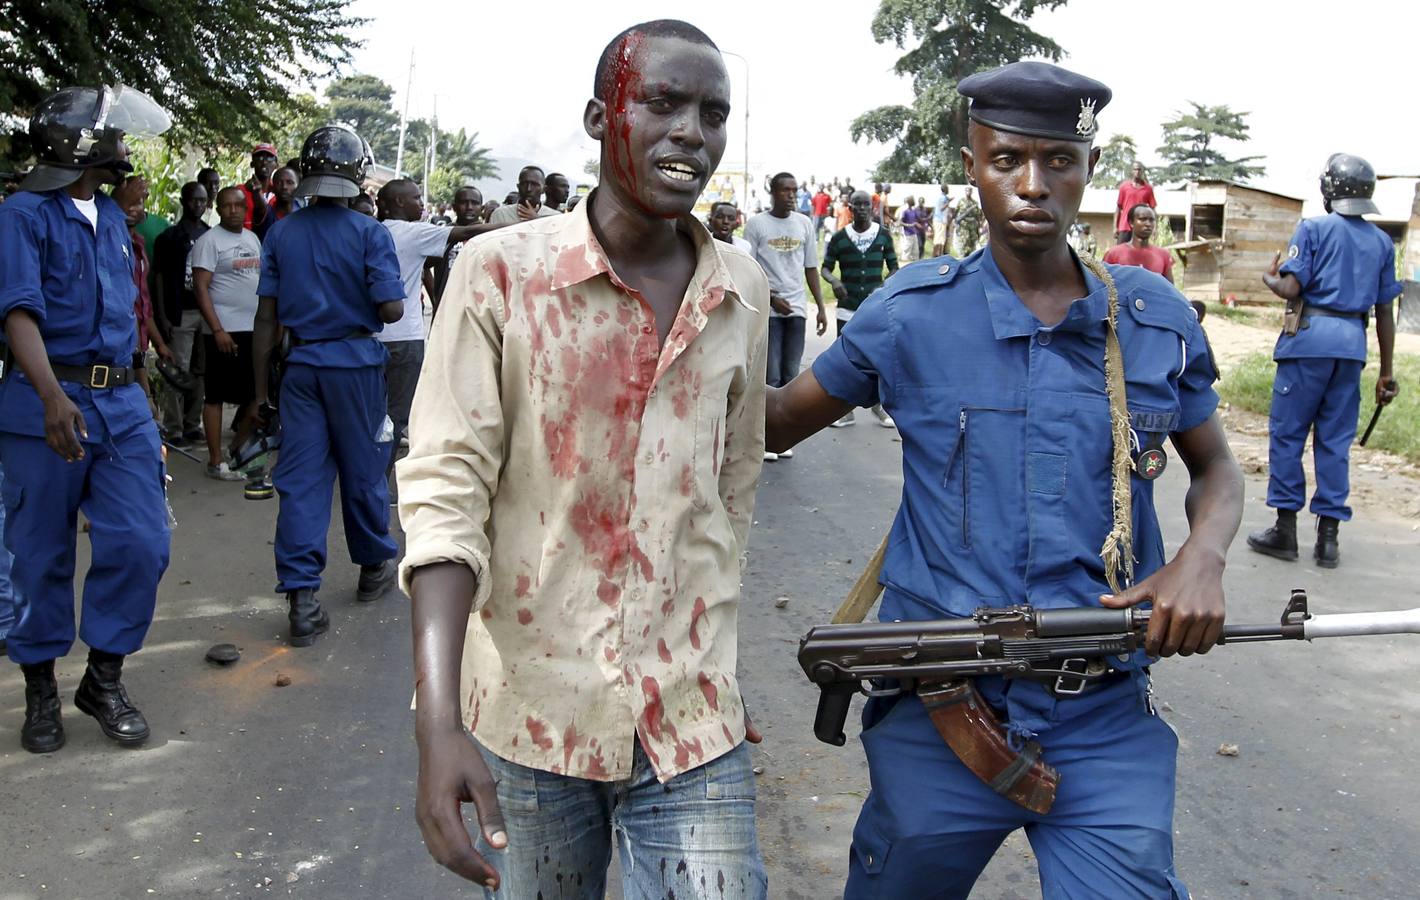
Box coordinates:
[205,643,241,666]
[274,673,292,687]
[1217,743,1240,757]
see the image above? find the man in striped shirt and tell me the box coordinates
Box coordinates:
[822,189,898,427]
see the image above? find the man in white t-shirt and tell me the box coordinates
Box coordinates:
[742,172,826,460]
[190,186,264,479]
[375,179,503,447]
[488,166,562,224]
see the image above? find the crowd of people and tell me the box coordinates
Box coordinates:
[0,16,1403,900]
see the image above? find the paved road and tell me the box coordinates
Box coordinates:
[3,335,1418,898]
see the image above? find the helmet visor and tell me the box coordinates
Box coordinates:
[101,85,172,139]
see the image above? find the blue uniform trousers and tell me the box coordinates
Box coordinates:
[846,675,1187,900]
[0,458,16,642]
[273,363,397,593]
[1265,358,1363,521]
[0,426,170,665]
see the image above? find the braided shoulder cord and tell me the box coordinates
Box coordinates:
[1079,255,1134,593]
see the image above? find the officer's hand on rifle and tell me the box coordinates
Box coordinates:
[1099,545,1226,658]
[42,390,87,462]
[1377,376,1400,407]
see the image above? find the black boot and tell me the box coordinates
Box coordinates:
[74,650,150,746]
[1247,509,1299,561]
[21,661,65,754]
[288,589,329,647]
[1315,516,1340,569]
[356,559,398,603]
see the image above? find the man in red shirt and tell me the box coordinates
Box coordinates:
[1114,161,1156,243]
[811,184,833,240]
[240,142,277,232]
[1103,204,1174,282]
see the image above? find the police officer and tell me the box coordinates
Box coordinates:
[765,62,1245,897]
[253,125,404,647]
[1247,153,1400,568]
[0,85,174,753]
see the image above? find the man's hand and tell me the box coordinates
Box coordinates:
[414,725,507,889]
[156,344,175,364]
[42,391,87,462]
[831,282,849,303]
[214,329,237,356]
[769,294,793,316]
[743,703,763,744]
[1100,545,1225,657]
[516,202,537,221]
[1377,376,1400,407]
[815,305,829,336]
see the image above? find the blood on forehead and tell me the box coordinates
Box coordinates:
[605,32,645,197]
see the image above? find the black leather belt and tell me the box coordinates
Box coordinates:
[1302,304,1367,323]
[51,362,137,389]
[289,329,373,347]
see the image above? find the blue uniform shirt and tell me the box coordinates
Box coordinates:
[258,203,404,368]
[1275,212,1401,363]
[813,249,1218,631]
[0,190,151,441]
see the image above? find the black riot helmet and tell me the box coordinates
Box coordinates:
[296,124,373,199]
[1320,153,1379,217]
[20,85,171,193]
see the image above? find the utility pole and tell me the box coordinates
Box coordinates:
[394,48,414,176]
[721,50,750,211]
[425,95,437,207]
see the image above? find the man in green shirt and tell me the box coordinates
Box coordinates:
[822,189,898,427]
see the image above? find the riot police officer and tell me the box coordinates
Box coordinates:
[0,85,174,753]
[252,125,404,647]
[1248,153,1401,567]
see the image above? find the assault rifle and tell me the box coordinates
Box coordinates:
[799,590,1420,748]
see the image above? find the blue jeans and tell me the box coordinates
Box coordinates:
[474,738,768,899]
[0,458,15,642]
[766,315,806,388]
[1266,357,1363,520]
[847,675,1187,899]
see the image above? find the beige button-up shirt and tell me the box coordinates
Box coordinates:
[398,195,769,782]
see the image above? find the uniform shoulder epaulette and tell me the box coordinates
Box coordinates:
[881,255,964,299]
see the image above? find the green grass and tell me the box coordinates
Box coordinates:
[1206,302,1273,327]
[1219,351,1420,463]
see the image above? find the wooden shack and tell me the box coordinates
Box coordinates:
[1167,180,1304,307]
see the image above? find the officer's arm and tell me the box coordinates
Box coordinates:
[1262,249,1301,301]
[378,300,404,324]
[765,370,852,453]
[3,311,87,461]
[1102,414,1243,657]
[1376,301,1397,401]
[252,296,279,406]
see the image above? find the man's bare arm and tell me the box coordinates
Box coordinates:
[1101,414,1244,657]
[765,369,853,453]
[409,563,506,889]
[1376,301,1399,405]
[252,296,279,405]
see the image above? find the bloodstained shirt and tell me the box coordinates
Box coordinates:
[397,193,770,782]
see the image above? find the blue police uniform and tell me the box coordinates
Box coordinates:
[1268,212,1400,520]
[257,204,404,593]
[813,248,1218,899]
[0,190,171,665]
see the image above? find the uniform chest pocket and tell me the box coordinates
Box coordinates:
[942,404,1025,549]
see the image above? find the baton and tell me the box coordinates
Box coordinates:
[1359,405,1382,446]
[163,438,203,464]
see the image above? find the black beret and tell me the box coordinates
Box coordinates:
[958,61,1112,142]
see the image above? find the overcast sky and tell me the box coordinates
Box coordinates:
[342,0,1419,197]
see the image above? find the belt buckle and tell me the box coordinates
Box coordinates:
[89,364,111,389]
[1053,658,1089,697]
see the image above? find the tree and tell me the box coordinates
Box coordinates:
[403,124,497,183]
[1154,103,1266,186]
[0,0,362,163]
[1094,134,1139,188]
[326,75,402,164]
[852,0,1068,183]
[583,157,601,181]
